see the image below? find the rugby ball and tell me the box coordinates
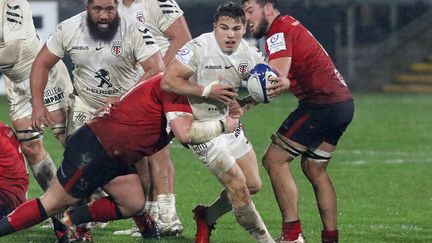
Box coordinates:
[247,63,277,103]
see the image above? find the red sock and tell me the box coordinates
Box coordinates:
[282,220,303,241]
[9,199,48,231]
[88,197,123,222]
[322,229,338,243]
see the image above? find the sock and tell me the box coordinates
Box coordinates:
[157,194,177,222]
[145,201,158,221]
[0,199,48,236]
[70,197,123,225]
[322,229,338,243]
[233,202,274,243]
[282,220,303,241]
[30,153,57,191]
[206,189,232,226]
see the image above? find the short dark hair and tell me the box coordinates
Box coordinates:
[214,1,246,25]
[241,0,278,9]
[86,0,118,4]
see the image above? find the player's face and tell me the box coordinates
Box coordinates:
[86,0,119,41]
[242,0,268,39]
[213,16,246,54]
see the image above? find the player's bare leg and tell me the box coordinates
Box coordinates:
[262,142,305,243]
[301,142,338,243]
[12,110,70,241]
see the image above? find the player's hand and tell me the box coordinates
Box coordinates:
[207,83,239,105]
[94,97,120,115]
[229,101,243,119]
[31,103,52,131]
[267,75,290,98]
[224,116,239,134]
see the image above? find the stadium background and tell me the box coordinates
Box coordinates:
[0,0,431,242]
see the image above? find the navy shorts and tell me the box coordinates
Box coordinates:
[57,125,133,199]
[277,100,354,149]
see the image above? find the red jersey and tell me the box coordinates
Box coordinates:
[265,15,352,104]
[0,123,29,192]
[87,74,192,164]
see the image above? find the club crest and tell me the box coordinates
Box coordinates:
[111,41,123,56]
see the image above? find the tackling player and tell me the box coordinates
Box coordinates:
[0,122,29,218]
[0,0,73,241]
[117,0,192,236]
[162,2,274,243]
[30,0,164,240]
[242,1,354,242]
[0,74,240,240]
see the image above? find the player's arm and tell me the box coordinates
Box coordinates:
[30,45,62,131]
[0,40,23,68]
[168,112,239,144]
[161,59,238,105]
[161,16,192,66]
[138,51,165,82]
[267,57,292,97]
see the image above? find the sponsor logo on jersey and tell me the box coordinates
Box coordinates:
[95,69,112,88]
[267,32,286,54]
[205,65,222,70]
[111,41,123,56]
[72,45,90,51]
[6,2,23,31]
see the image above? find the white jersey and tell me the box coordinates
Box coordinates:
[1,0,72,120]
[0,0,41,82]
[46,11,160,109]
[175,32,264,121]
[118,0,184,56]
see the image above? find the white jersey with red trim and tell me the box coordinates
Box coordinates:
[46,11,160,109]
[175,32,264,121]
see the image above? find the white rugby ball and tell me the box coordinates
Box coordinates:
[247,63,277,103]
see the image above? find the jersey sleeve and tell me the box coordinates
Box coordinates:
[46,23,66,58]
[147,0,184,33]
[132,22,160,63]
[2,0,31,42]
[266,29,292,61]
[174,39,201,73]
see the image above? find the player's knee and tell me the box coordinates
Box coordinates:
[247,176,262,195]
[51,124,66,146]
[301,149,332,181]
[128,200,146,217]
[17,136,45,163]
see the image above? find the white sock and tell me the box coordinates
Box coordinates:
[233,202,275,243]
[158,194,177,222]
[145,201,159,221]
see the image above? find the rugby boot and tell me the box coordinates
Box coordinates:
[278,233,307,243]
[193,205,215,243]
[70,226,93,242]
[158,213,183,236]
[52,217,71,243]
[133,212,161,239]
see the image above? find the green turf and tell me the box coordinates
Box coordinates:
[0,93,431,242]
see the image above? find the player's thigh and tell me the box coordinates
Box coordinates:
[40,177,81,216]
[236,149,261,194]
[102,174,145,212]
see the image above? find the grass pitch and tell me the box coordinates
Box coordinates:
[0,93,431,243]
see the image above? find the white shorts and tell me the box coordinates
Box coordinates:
[5,62,73,121]
[189,124,253,178]
[65,94,97,137]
